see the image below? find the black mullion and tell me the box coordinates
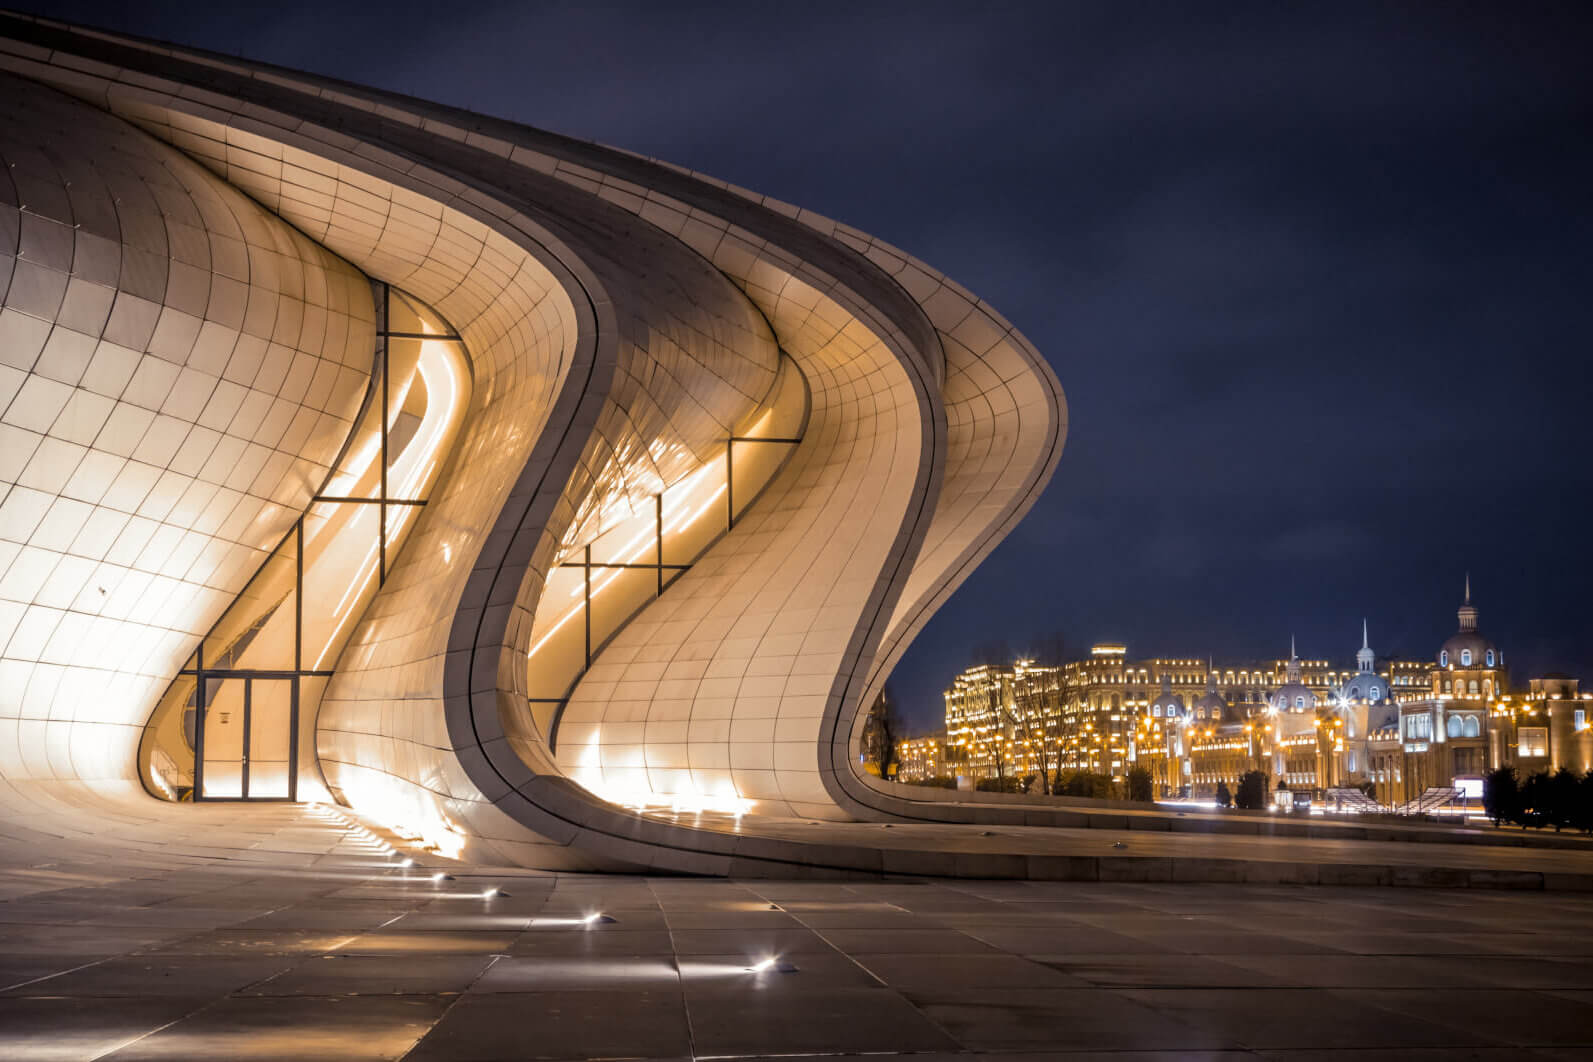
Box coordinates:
[555,562,689,571]
[655,494,663,596]
[193,643,206,801]
[382,330,461,341]
[729,436,803,444]
[180,668,329,679]
[726,439,734,530]
[583,546,592,666]
[314,496,427,506]
[294,519,303,674]
[287,677,300,802]
[240,678,252,799]
[379,284,390,586]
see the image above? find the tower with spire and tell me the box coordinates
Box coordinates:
[1356,619,1375,675]
[1269,637,1317,713]
[1458,572,1478,633]
[1338,621,1388,705]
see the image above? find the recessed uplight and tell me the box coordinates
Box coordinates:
[747,956,797,974]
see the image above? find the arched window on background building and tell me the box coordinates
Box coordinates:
[1447,715,1464,738]
[1441,651,1449,667]
[1486,650,1496,667]
[1463,716,1480,738]
[1461,649,1472,666]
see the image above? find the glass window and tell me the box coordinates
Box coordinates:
[1486,650,1495,667]
[1463,715,1480,738]
[1519,727,1548,757]
[1446,714,1464,738]
[141,286,471,802]
[1461,649,1472,666]
[1440,651,1448,667]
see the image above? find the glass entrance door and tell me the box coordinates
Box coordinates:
[195,674,298,801]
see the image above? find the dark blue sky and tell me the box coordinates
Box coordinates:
[30,1,1593,731]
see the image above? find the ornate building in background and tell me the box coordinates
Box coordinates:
[933,582,1592,808]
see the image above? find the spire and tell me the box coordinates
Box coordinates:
[1290,634,1297,660]
[1286,637,1302,684]
[1357,619,1375,673]
[1362,618,1369,651]
[1458,574,1478,633]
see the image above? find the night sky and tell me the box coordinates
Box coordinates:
[24,1,1593,732]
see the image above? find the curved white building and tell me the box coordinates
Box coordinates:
[0,14,1065,873]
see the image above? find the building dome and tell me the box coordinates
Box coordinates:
[1269,682,1318,712]
[1438,577,1497,669]
[1338,672,1387,703]
[1439,631,1495,669]
[1338,621,1389,703]
[1150,673,1185,718]
[1268,637,1317,712]
[1190,668,1227,720]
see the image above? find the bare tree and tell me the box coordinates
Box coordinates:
[1002,658,1082,796]
[861,685,902,778]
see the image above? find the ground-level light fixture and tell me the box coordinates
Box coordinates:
[747,956,798,973]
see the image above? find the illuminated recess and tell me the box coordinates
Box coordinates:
[139,287,471,802]
[518,354,808,812]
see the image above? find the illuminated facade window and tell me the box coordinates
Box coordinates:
[140,288,470,801]
[1519,727,1548,757]
[1461,649,1472,666]
[529,355,808,746]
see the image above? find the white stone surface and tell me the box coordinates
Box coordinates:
[0,16,1066,872]
[0,74,372,791]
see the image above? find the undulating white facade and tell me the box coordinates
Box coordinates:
[0,13,1065,873]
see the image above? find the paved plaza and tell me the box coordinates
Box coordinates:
[3,805,1592,1061]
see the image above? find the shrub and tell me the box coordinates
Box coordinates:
[1547,768,1580,832]
[899,775,958,790]
[1520,770,1551,829]
[1126,766,1154,803]
[1054,769,1116,799]
[1214,779,1232,807]
[1482,766,1520,826]
[1577,771,1593,835]
[1234,770,1270,810]
[975,775,1027,794]
[1484,767,1593,831]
